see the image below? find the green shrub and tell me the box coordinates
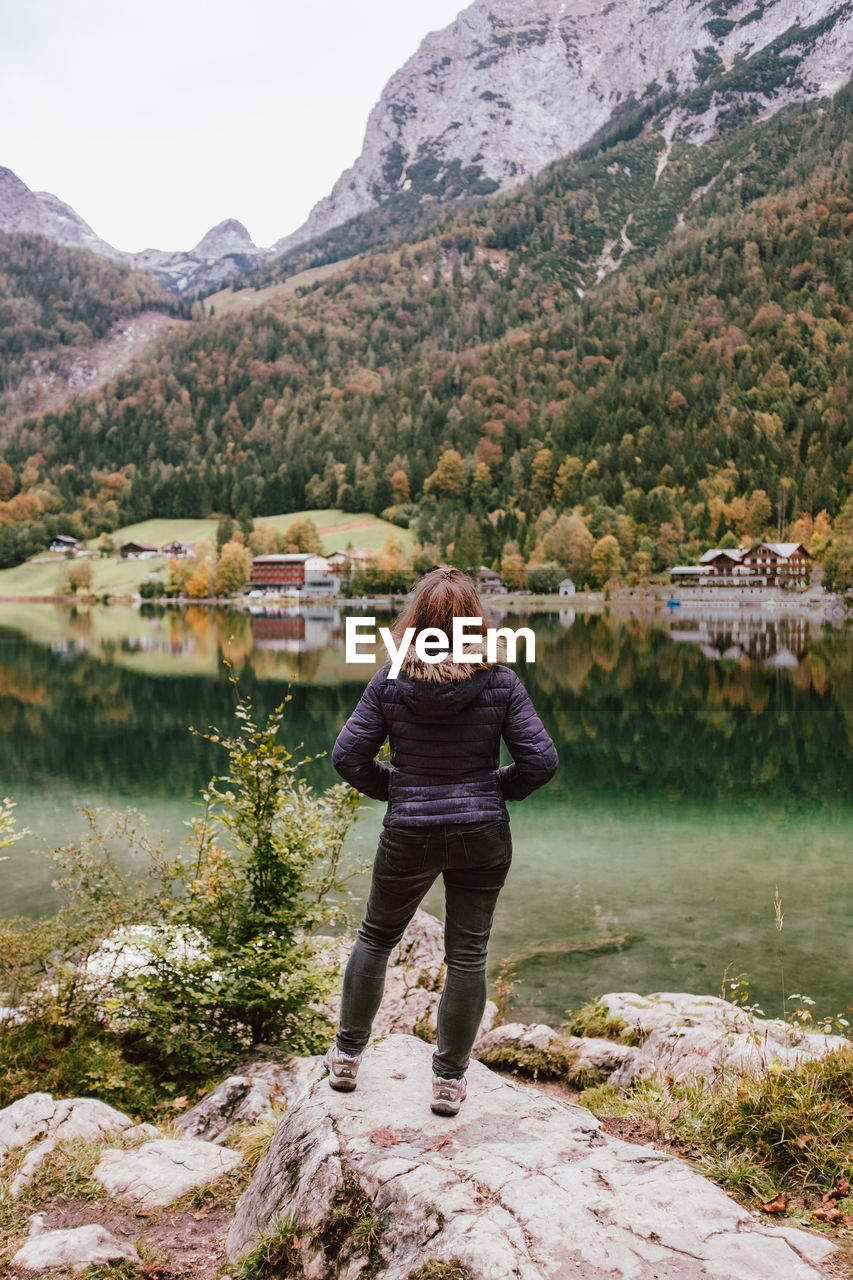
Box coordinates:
[0,694,359,1108]
[0,808,161,1109]
[227,1218,303,1280]
[118,691,360,1077]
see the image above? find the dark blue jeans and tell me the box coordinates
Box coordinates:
[337,819,512,1078]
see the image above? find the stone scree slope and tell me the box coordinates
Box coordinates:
[226,1034,836,1280]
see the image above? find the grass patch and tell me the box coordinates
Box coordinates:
[226,1217,304,1279]
[405,1263,475,1280]
[478,1042,575,1081]
[476,1039,604,1087]
[19,1137,104,1206]
[203,258,358,317]
[577,1082,633,1116]
[0,550,169,599]
[565,1000,642,1046]
[228,1105,287,1175]
[255,508,414,554]
[83,1262,143,1280]
[699,1047,853,1194]
[578,1045,853,1221]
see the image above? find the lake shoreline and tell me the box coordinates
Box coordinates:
[1,586,847,620]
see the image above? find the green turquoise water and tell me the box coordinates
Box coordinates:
[1,601,851,1025]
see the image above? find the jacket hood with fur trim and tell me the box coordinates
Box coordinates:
[392,662,496,717]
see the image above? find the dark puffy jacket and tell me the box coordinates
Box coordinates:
[331,662,558,826]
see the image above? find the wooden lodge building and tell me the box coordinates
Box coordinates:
[250,553,340,595]
[250,553,311,590]
[670,542,810,588]
[120,540,159,559]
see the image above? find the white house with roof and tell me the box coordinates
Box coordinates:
[49,534,79,553]
[671,543,809,587]
[303,554,341,595]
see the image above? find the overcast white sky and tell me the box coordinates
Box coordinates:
[2,0,464,253]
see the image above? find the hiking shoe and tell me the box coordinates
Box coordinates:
[324,1044,363,1092]
[431,1073,467,1116]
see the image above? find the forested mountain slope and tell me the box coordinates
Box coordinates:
[0,235,179,390]
[1,85,851,572]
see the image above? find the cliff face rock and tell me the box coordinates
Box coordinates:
[277,0,853,252]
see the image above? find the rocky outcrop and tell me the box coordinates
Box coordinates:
[192,218,257,257]
[0,167,123,259]
[276,0,853,254]
[174,1075,280,1144]
[599,991,850,1082]
[93,1137,242,1211]
[128,239,265,296]
[0,1093,142,1195]
[475,1021,655,1089]
[226,1033,836,1278]
[174,1055,330,1143]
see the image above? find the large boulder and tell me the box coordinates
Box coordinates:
[175,1055,326,1143]
[599,992,849,1082]
[226,1034,835,1279]
[94,1137,242,1211]
[0,1093,57,1160]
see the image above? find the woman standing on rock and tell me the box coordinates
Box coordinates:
[327,566,558,1115]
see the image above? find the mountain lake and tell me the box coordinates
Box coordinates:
[1,599,851,1027]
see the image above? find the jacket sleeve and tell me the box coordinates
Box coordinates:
[496,672,559,801]
[331,670,392,801]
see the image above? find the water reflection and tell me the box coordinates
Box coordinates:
[1,605,852,804]
[668,611,810,667]
[251,608,341,654]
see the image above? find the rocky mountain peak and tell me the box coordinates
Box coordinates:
[0,166,123,259]
[192,218,257,258]
[276,0,853,253]
[0,168,266,295]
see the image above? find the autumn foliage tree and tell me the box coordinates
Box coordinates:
[215,539,252,596]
